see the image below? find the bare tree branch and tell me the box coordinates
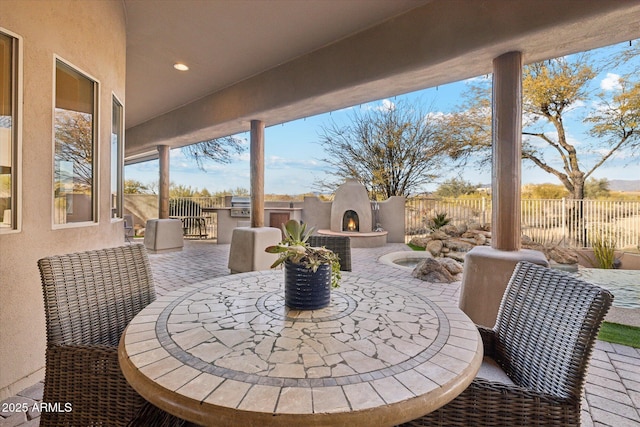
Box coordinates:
[182,135,246,170]
[317,100,447,199]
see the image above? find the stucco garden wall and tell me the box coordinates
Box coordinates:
[0,1,126,399]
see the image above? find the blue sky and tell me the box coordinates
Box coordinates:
[125,41,638,195]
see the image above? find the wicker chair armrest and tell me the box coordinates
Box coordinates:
[477,326,496,358]
[402,378,580,426]
[42,344,145,427]
[470,377,574,402]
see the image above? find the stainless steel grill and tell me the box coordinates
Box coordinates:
[230,196,251,218]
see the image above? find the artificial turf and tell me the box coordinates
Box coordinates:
[598,322,640,348]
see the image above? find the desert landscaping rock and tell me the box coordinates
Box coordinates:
[438,257,464,275]
[410,224,581,266]
[443,239,474,252]
[426,239,443,256]
[412,258,458,283]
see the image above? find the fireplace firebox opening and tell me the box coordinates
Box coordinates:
[343,210,359,232]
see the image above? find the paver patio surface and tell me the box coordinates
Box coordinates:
[2,240,638,426]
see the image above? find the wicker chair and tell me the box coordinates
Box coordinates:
[403,261,613,427]
[38,244,190,427]
[308,235,352,271]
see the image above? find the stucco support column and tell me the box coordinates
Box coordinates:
[228,119,281,273]
[458,52,548,328]
[250,119,265,228]
[158,145,170,219]
[144,144,183,253]
[492,51,522,251]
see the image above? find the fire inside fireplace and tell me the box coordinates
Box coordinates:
[343,210,359,232]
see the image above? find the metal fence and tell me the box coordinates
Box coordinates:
[169,196,225,239]
[170,196,640,249]
[406,197,640,249]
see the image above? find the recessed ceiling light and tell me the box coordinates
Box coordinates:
[173,63,189,71]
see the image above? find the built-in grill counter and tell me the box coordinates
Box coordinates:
[229,196,251,218]
[203,196,303,244]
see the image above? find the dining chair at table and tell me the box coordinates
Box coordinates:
[402,260,613,427]
[308,235,352,271]
[38,244,192,427]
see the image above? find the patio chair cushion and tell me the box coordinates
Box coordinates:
[476,357,515,385]
[402,261,613,427]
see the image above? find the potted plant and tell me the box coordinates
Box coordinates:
[265,219,341,310]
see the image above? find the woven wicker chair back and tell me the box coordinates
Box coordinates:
[38,244,156,347]
[308,235,352,271]
[494,261,613,400]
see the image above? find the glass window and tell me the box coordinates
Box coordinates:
[111,96,123,218]
[54,60,97,224]
[0,31,17,231]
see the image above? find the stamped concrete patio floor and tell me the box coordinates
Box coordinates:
[2,240,639,426]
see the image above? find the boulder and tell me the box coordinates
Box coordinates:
[459,237,477,245]
[456,223,468,235]
[462,229,491,239]
[412,258,457,283]
[444,238,475,252]
[426,239,443,256]
[474,234,487,245]
[545,246,579,265]
[445,251,466,262]
[521,235,535,245]
[467,222,484,231]
[409,236,430,248]
[438,257,464,275]
[429,230,449,240]
[521,240,578,265]
[440,224,460,237]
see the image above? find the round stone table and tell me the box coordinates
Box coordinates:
[119,271,481,426]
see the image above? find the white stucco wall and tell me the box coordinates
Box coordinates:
[0,0,126,399]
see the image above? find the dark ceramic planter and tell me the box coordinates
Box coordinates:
[284,261,331,310]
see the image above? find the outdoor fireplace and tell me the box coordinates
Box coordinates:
[318,178,389,248]
[329,179,372,233]
[343,210,359,232]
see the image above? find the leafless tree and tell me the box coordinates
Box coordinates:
[318,100,448,200]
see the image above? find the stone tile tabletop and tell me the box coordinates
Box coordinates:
[119,271,482,426]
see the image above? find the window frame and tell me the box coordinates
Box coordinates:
[0,28,23,234]
[111,94,124,220]
[52,56,99,228]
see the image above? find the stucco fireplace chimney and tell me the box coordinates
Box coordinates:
[330,179,372,232]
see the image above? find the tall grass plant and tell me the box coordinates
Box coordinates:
[591,232,617,269]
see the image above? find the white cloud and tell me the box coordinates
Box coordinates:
[266,155,323,170]
[234,152,251,162]
[425,111,450,120]
[361,99,396,112]
[463,75,491,84]
[600,73,622,91]
[380,99,395,111]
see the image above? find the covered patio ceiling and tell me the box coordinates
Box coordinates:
[124,0,640,163]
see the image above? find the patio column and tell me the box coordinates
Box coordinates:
[144,144,183,253]
[228,119,281,273]
[492,51,522,251]
[458,51,548,328]
[250,119,265,228]
[158,144,170,219]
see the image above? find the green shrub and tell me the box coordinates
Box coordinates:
[591,232,617,269]
[430,212,451,230]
